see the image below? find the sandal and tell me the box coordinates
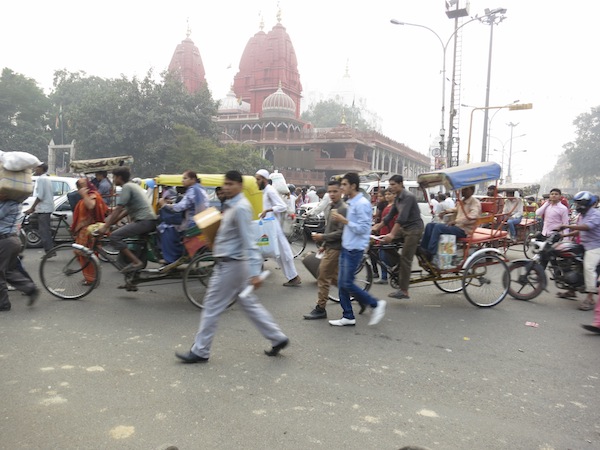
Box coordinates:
[579,300,596,311]
[557,291,576,299]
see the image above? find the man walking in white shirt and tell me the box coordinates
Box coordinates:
[255,170,301,287]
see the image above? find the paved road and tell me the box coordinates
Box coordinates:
[1,246,599,449]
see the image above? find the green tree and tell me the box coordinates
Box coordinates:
[164,125,270,175]
[301,99,373,131]
[0,68,51,159]
[565,106,600,186]
[49,70,218,176]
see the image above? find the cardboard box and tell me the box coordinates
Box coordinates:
[193,207,222,246]
[438,234,457,269]
[0,163,33,202]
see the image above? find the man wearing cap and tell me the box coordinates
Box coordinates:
[255,169,301,287]
[24,163,54,254]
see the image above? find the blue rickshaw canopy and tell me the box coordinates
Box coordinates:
[417,162,502,190]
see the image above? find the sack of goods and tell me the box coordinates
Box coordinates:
[0,151,38,201]
[252,218,280,258]
[269,171,290,196]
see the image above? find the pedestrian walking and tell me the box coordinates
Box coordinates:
[24,162,54,254]
[328,172,386,327]
[255,169,301,287]
[1,196,39,312]
[303,180,346,320]
[176,170,289,363]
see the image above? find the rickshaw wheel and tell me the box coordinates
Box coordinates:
[433,275,463,293]
[183,252,215,309]
[462,253,509,307]
[39,244,100,300]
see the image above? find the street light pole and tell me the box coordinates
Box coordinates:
[479,8,507,163]
[391,10,499,169]
[506,122,519,183]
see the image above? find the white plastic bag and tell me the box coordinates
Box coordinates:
[253,218,280,258]
[0,151,42,171]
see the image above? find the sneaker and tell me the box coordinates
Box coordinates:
[283,276,302,287]
[368,300,387,326]
[329,317,356,326]
[303,306,327,320]
[374,279,388,285]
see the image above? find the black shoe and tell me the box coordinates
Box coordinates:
[0,303,11,312]
[265,338,289,356]
[175,350,209,364]
[28,288,40,306]
[303,307,327,320]
[582,324,600,334]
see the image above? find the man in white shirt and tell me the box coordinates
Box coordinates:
[256,170,301,287]
[307,186,319,203]
[24,163,55,254]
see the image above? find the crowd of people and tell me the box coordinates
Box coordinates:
[3,164,600,362]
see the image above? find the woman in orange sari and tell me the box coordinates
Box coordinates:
[71,178,108,284]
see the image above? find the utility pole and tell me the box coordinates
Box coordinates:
[506,122,519,183]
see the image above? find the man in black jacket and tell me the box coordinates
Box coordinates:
[303,180,347,319]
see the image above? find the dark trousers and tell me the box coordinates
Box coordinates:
[0,236,37,308]
[37,213,53,252]
[109,220,157,250]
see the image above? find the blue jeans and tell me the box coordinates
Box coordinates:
[421,222,466,255]
[506,216,522,238]
[338,248,378,320]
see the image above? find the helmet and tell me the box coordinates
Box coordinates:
[574,191,594,212]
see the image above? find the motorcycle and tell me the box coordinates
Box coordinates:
[508,231,598,300]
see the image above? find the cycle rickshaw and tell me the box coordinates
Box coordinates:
[366,162,511,307]
[38,171,262,309]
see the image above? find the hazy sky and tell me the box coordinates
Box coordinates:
[3,0,599,183]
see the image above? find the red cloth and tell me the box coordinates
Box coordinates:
[379,204,397,236]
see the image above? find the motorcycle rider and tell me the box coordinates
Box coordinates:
[558,191,600,310]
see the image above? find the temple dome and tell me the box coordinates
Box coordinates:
[262,84,296,118]
[218,88,250,114]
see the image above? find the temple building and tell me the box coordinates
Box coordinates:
[168,13,430,187]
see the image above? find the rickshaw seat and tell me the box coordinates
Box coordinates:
[457,215,508,244]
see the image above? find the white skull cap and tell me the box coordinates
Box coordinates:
[255,169,270,180]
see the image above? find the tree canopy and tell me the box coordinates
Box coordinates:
[564,106,600,187]
[301,99,374,131]
[49,70,220,176]
[0,68,51,159]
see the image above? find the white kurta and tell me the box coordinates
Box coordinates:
[262,184,298,280]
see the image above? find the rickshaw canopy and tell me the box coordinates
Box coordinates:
[154,173,263,218]
[418,162,502,190]
[497,183,540,197]
[70,155,134,173]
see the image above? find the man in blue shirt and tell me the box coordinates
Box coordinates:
[176,170,289,363]
[0,197,39,311]
[329,172,386,327]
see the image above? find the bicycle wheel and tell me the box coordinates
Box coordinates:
[183,252,215,309]
[287,227,307,258]
[39,244,99,300]
[433,274,464,293]
[507,260,545,301]
[462,253,509,307]
[328,259,373,302]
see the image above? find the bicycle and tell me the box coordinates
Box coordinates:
[22,212,72,248]
[38,229,215,309]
